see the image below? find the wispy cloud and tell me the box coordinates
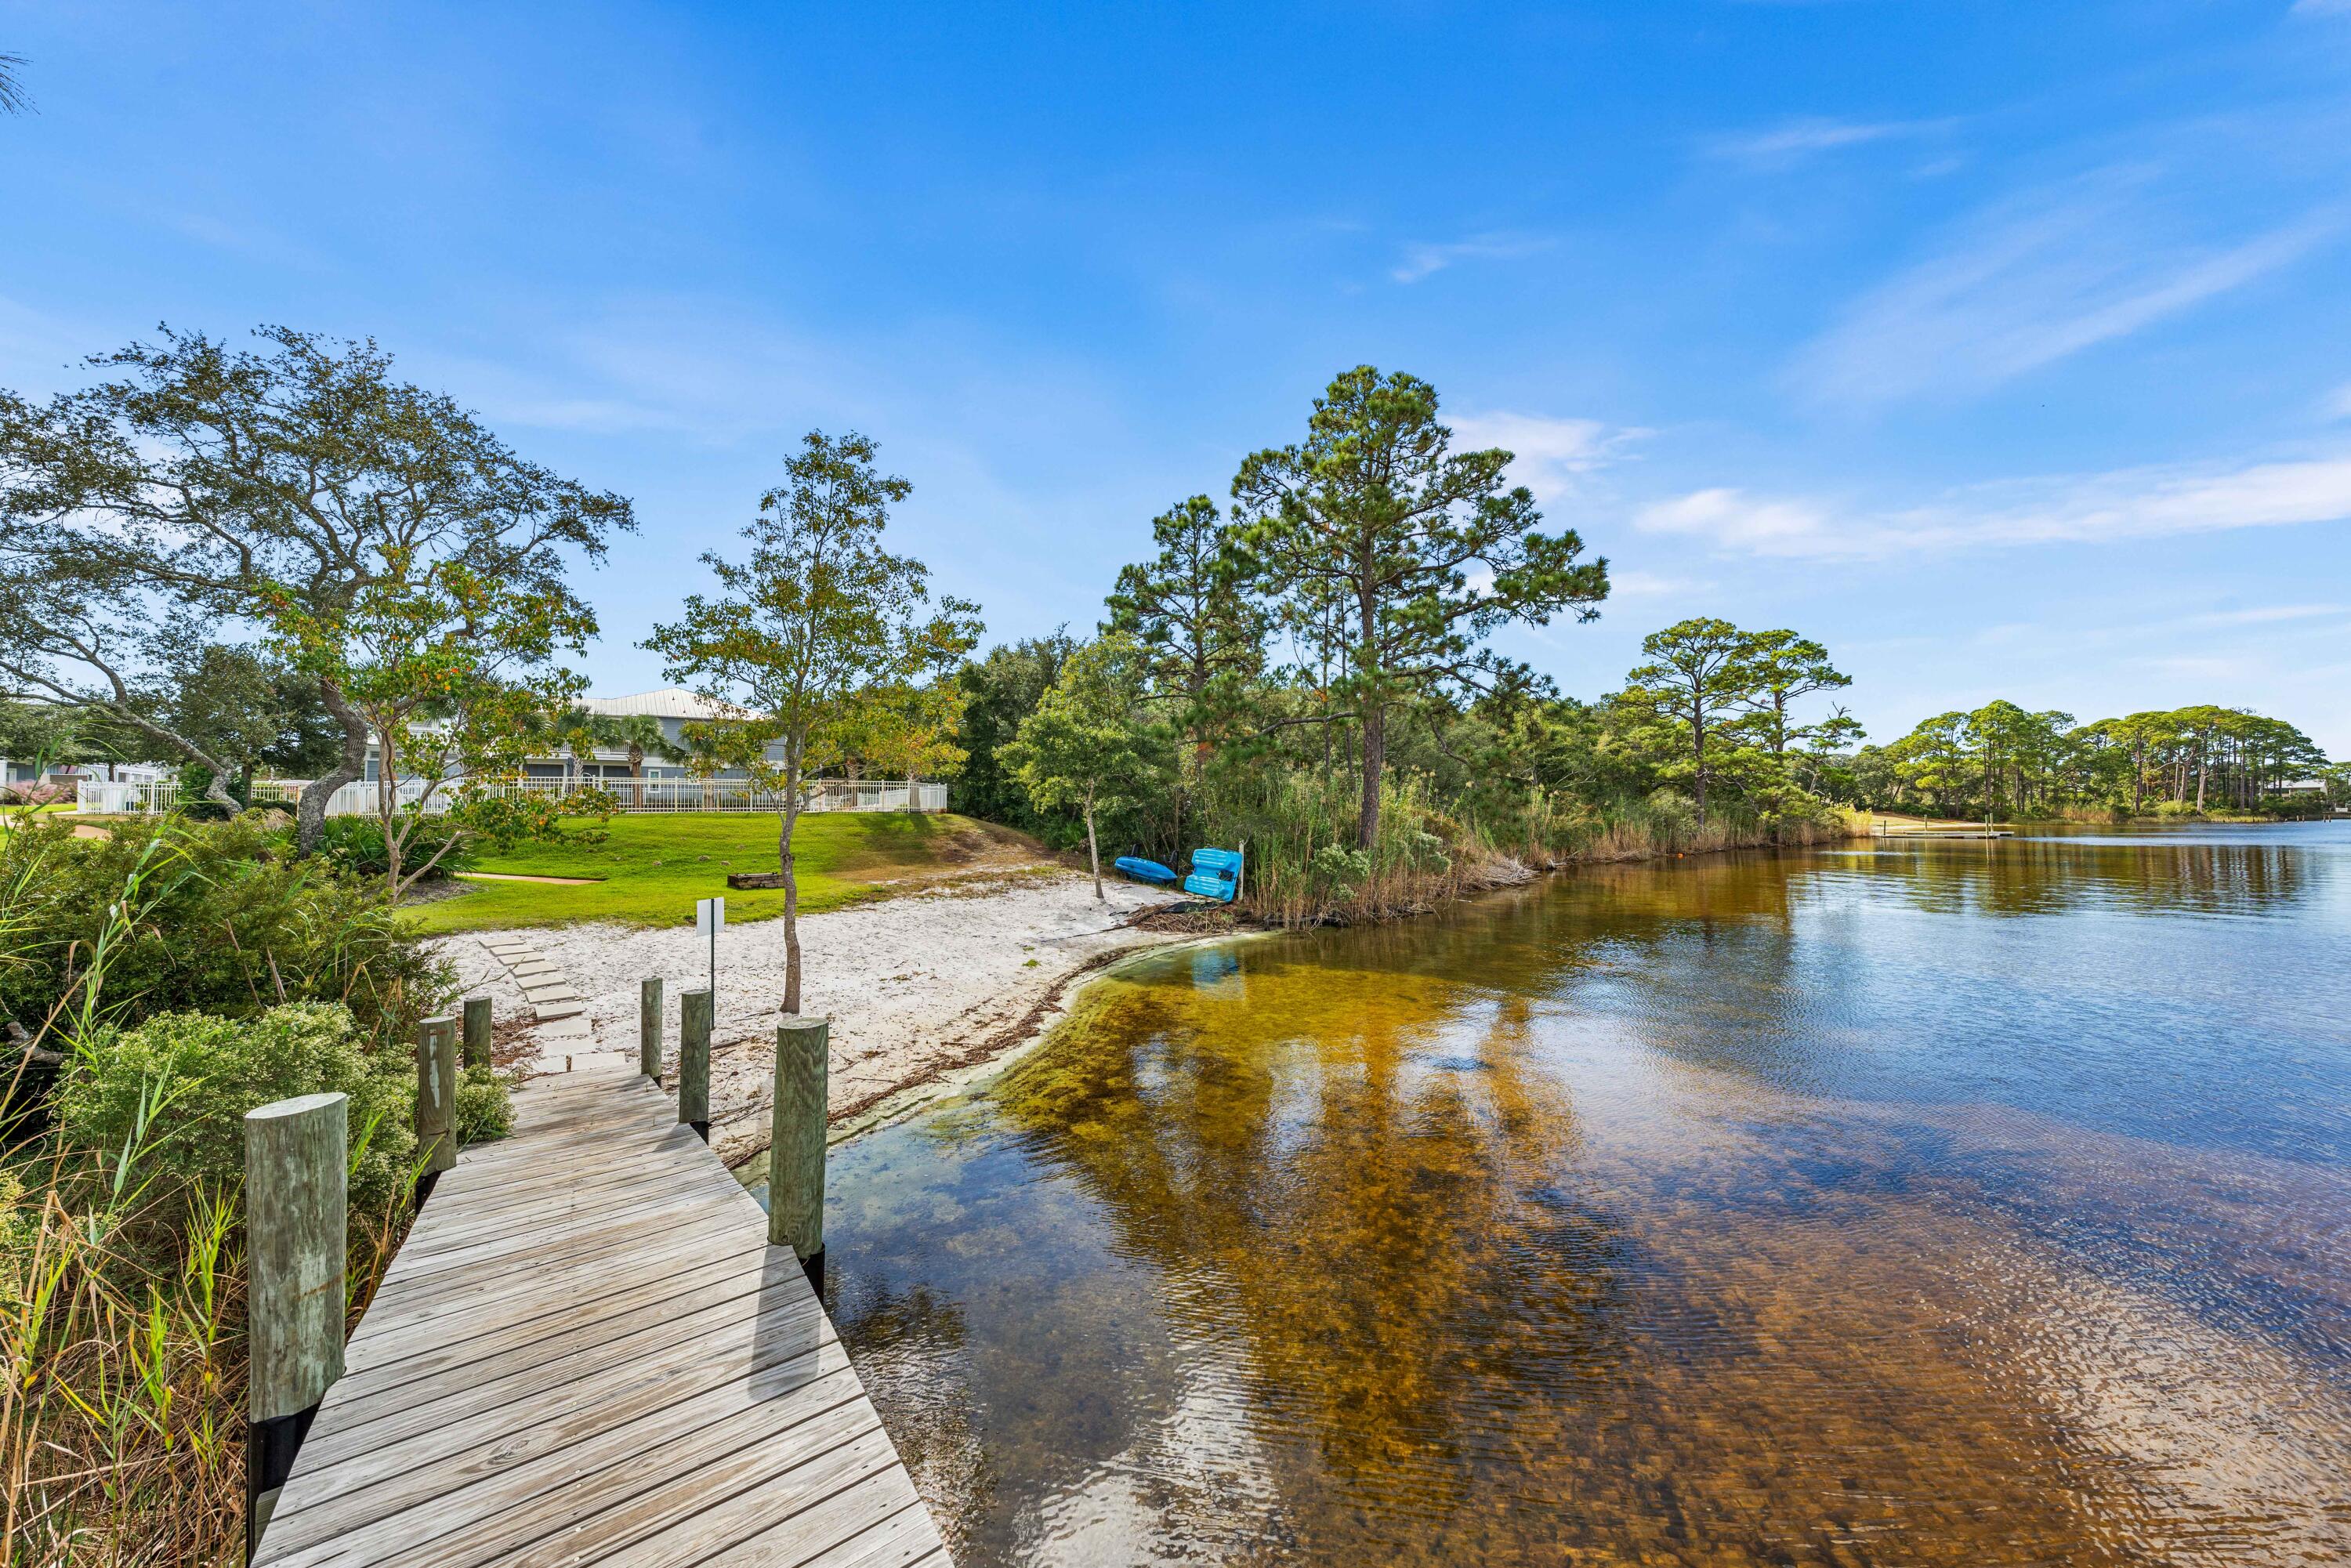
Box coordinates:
[2291,0,2351,16]
[1447,411,1646,502]
[1635,450,2351,559]
[2327,380,2351,419]
[1390,231,1551,284]
[2179,602,2347,628]
[1702,116,1950,171]
[1606,568,1714,600]
[1788,170,2345,407]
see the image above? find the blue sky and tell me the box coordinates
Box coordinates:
[5,2,2350,752]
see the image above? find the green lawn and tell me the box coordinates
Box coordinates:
[406,811,1050,934]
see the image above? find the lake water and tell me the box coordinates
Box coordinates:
[820,824,2351,1566]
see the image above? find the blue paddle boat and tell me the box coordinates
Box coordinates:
[1113,855,1178,886]
[1183,846,1244,904]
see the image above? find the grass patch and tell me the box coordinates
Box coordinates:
[404,811,1051,933]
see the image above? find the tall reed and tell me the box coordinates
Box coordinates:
[1,818,418,1566]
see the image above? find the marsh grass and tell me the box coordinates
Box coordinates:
[1,1129,411,1566]
[1,815,437,1566]
[1211,771,1866,928]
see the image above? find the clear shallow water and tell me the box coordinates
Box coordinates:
[820,823,2351,1566]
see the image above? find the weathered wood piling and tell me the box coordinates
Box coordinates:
[639,976,664,1079]
[770,1016,829,1284]
[679,988,712,1140]
[243,1091,347,1560]
[414,1015,458,1200]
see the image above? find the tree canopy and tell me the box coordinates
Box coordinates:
[0,325,633,849]
[1231,366,1609,848]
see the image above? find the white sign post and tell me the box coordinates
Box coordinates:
[694,896,725,1002]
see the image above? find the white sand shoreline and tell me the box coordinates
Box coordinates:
[433,871,1198,1168]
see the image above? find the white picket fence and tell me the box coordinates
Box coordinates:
[78,776,948,817]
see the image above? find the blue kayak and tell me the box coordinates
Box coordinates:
[1114,856,1178,885]
[1183,846,1244,903]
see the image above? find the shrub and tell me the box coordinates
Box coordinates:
[317,811,477,881]
[456,1062,514,1143]
[0,813,452,1056]
[54,1001,418,1209]
[0,779,74,807]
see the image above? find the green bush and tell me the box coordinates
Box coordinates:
[317,812,477,881]
[456,1062,513,1143]
[0,813,452,1056]
[54,1002,418,1209]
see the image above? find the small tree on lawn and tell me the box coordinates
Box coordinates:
[267,550,592,899]
[645,431,980,1014]
[835,677,969,808]
[1001,634,1172,901]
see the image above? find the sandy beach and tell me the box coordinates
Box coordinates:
[435,871,1187,1167]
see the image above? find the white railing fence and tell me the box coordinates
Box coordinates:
[79,776,948,818]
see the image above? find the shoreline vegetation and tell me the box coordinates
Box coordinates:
[0,813,486,1567]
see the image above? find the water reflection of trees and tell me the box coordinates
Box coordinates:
[994,964,1636,1558]
[1848,838,2313,918]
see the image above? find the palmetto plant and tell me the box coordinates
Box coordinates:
[0,53,31,117]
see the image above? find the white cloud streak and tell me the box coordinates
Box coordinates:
[1788,171,2345,407]
[1390,232,1552,284]
[1703,116,1950,170]
[1447,411,1646,502]
[1635,451,2351,560]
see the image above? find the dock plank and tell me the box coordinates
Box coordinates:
[254,1064,951,1567]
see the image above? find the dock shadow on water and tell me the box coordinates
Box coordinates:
[820,824,2351,1566]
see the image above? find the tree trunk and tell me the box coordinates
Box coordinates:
[379,723,403,903]
[298,676,370,857]
[1085,792,1103,901]
[1692,707,1709,828]
[780,743,803,1015]
[1357,702,1384,849]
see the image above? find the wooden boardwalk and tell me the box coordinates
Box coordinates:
[254,1063,950,1568]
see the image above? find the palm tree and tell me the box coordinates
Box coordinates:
[603,713,684,803]
[1,54,31,116]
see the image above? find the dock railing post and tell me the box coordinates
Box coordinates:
[461,995,491,1069]
[770,1016,828,1291]
[415,1014,458,1204]
[679,989,712,1141]
[245,1092,348,1563]
[639,977,664,1081]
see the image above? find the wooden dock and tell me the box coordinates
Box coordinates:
[252,1063,950,1568]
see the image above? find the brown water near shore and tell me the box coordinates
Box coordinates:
[822,824,2351,1565]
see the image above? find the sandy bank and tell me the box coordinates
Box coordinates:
[434,871,1186,1167]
